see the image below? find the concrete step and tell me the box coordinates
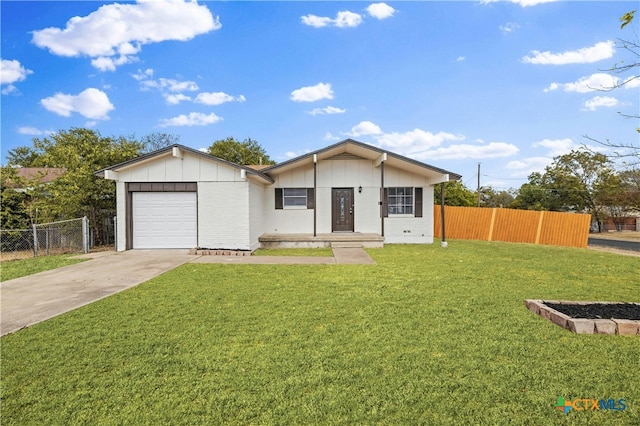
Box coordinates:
[331,242,363,248]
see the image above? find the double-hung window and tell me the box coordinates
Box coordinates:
[275,188,315,209]
[383,187,423,217]
[283,188,307,207]
[388,187,414,215]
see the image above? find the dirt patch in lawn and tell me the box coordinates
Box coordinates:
[525,300,640,335]
[544,302,640,320]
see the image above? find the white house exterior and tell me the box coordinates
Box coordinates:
[96,139,461,251]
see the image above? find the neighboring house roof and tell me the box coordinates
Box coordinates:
[95,139,462,183]
[263,139,462,181]
[5,167,65,189]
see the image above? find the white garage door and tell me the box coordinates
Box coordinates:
[132,192,197,249]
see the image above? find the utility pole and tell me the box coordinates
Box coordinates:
[477,162,481,207]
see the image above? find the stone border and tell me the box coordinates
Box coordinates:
[525,300,640,335]
[189,248,252,256]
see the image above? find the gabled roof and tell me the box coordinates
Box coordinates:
[95,144,274,184]
[95,140,461,184]
[263,139,462,181]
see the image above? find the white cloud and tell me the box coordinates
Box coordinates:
[335,11,363,28]
[623,76,640,89]
[40,88,114,119]
[301,11,362,28]
[349,121,382,136]
[411,142,519,160]
[308,106,346,115]
[506,157,552,177]
[283,149,311,160]
[523,41,614,65]
[32,0,220,71]
[195,92,246,106]
[510,0,558,6]
[1,59,33,85]
[324,132,341,141]
[300,15,333,28]
[344,121,517,161]
[132,68,154,81]
[2,85,18,95]
[583,96,619,111]
[366,3,396,20]
[165,93,192,105]
[532,138,577,156]
[158,112,222,127]
[291,82,334,102]
[499,22,520,34]
[376,129,464,150]
[17,126,55,136]
[544,73,618,93]
[456,56,466,62]
[483,0,560,8]
[141,77,199,93]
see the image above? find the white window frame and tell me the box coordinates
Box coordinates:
[283,188,307,209]
[388,187,414,215]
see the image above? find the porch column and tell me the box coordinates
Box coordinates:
[380,160,385,237]
[313,154,317,237]
[440,182,447,248]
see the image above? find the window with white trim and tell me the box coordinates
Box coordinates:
[388,187,414,215]
[275,188,315,209]
[283,188,307,206]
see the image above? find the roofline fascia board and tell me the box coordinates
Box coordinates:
[104,170,119,180]
[374,152,387,168]
[426,174,449,185]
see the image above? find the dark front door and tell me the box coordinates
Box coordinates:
[332,188,354,232]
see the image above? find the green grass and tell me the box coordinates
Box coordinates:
[0,254,86,282]
[1,240,638,425]
[253,247,333,256]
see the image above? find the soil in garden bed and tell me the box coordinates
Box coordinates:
[544,302,640,320]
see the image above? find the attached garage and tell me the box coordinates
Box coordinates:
[132,192,197,249]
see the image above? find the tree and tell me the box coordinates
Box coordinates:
[511,173,548,211]
[434,180,476,206]
[479,186,516,208]
[584,10,639,165]
[541,150,618,232]
[207,137,275,165]
[6,146,42,167]
[138,131,180,153]
[0,167,31,229]
[7,128,143,244]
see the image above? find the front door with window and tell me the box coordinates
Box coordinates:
[332,188,354,232]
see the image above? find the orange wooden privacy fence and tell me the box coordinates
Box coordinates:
[433,206,592,248]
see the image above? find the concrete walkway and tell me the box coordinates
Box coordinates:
[1,247,374,336]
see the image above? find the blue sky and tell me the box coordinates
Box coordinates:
[2,0,638,190]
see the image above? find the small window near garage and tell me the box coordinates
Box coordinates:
[275,188,315,209]
[388,187,414,215]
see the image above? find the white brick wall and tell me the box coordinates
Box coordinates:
[198,182,251,250]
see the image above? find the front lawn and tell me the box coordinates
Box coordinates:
[0,254,86,282]
[1,241,638,425]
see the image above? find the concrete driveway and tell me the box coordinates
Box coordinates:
[1,247,374,337]
[1,250,194,336]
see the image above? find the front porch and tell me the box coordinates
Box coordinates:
[259,233,384,249]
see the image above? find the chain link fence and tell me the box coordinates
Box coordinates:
[1,217,90,261]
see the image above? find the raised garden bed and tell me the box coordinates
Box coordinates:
[525,300,640,335]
